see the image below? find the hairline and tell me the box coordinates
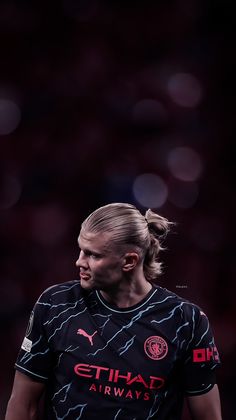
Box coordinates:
[80,227,144,258]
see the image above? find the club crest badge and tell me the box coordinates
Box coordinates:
[144,336,168,360]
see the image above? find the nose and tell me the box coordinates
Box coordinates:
[76,251,88,269]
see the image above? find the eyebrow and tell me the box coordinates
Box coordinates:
[77,239,104,256]
[83,248,103,257]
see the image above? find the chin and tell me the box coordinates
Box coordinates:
[80,279,94,290]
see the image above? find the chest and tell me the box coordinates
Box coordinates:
[45,301,189,390]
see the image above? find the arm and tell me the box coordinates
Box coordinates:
[5,371,45,420]
[187,384,222,420]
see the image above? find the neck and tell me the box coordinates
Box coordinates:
[99,278,153,308]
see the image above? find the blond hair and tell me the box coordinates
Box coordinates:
[81,203,173,281]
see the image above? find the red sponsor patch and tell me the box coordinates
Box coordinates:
[193,346,219,362]
[144,336,168,360]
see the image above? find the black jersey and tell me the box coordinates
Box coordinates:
[15,280,220,419]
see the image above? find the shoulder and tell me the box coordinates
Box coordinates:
[153,285,206,321]
[36,280,82,306]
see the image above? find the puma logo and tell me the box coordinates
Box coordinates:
[77,328,98,346]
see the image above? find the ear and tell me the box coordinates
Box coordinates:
[122,252,140,272]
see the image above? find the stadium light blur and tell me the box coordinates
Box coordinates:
[133,173,168,208]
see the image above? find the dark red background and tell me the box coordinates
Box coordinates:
[0,1,234,418]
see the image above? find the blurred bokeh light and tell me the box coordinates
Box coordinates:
[167,73,203,108]
[0,98,21,135]
[167,146,203,181]
[0,174,22,209]
[133,173,168,208]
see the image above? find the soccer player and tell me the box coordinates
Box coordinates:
[5,203,222,419]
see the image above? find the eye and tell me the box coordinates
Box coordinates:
[91,253,101,259]
[83,249,101,259]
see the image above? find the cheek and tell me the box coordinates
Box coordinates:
[92,262,119,276]
[90,261,105,273]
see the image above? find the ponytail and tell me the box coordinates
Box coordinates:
[143,209,173,281]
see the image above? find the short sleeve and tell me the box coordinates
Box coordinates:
[183,306,221,396]
[15,287,54,382]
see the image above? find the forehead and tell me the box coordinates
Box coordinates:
[78,230,112,252]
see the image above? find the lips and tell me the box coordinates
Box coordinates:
[80,272,91,280]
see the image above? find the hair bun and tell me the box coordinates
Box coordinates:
[145,209,172,238]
